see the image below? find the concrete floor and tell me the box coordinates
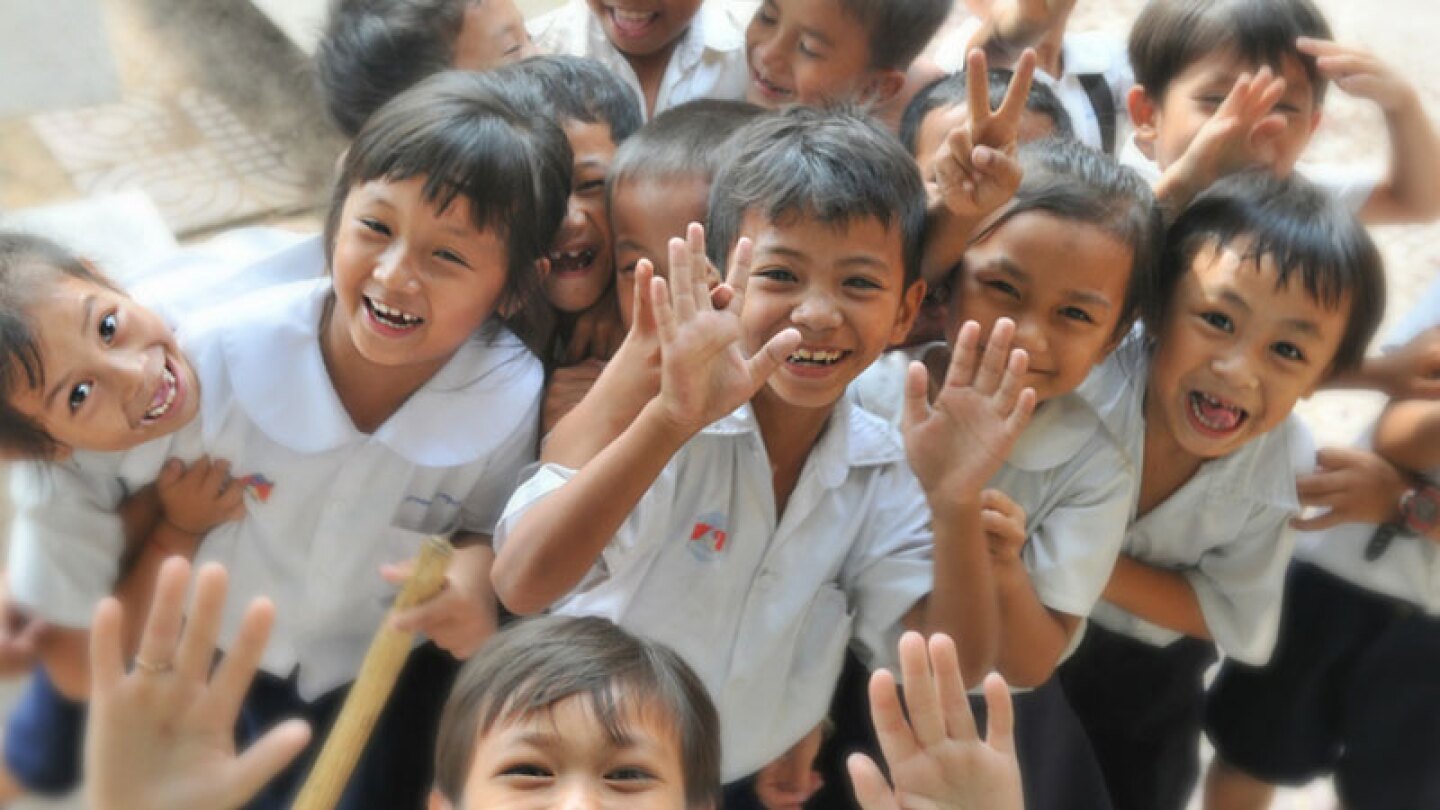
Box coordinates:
[1,0,1437,807]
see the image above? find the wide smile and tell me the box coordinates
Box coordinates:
[548,245,600,277]
[140,358,182,426]
[1186,389,1249,438]
[784,346,851,377]
[364,295,425,336]
[750,68,793,102]
[606,6,659,39]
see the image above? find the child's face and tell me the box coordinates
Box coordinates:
[739,211,922,410]
[585,0,705,57]
[745,0,889,109]
[1147,240,1349,460]
[612,173,713,329]
[913,103,1057,182]
[948,211,1133,403]
[452,0,539,71]
[329,176,510,375]
[1135,49,1321,177]
[545,120,619,315]
[431,696,691,810]
[9,275,199,455]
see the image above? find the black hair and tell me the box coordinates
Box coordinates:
[899,67,1075,155]
[1129,0,1333,105]
[509,55,644,145]
[1153,171,1385,373]
[434,615,721,809]
[324,69,571,356]
[607,99,765,201]
[315,0,478,137]
[960,139,1164,342]
[707,106,926,285]
[0,232,118,458]
[839,0,954,71]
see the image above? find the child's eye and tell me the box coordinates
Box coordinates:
[1059,306,1094,324]
[576,179,606,195]
[844,276,882,291]
[1272,341,1306,362]
[1200,311,1233,332]
[984,279,1020,299]
[501,763,552,779]
[98,312,118,343]
[68,381,92,412]
[359,218,391,237]
[756,267,798,283]
[606,766,657,783]
[798,39,820,58]
[433,248,469,268]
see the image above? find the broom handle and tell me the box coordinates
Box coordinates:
[291,536,453,810]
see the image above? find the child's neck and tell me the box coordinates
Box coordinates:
[319,296,447,434]
[1137,391,1205,517]
[624,39,683,116]
[751,386,834,518]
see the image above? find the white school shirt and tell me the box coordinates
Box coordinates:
[185,277,542,699]
[1118,136,1378,214]
[850,344,1137,661]
[1297,277,1440,615]
[931,24,1133,154]
[1079,335,1315,665]
[494,400,932,781]
[5,232,323,629]
[529,0,749,119]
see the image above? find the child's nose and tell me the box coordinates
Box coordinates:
[791,293,841,331]
[1212,348,1260,389]
[374,246,417,289]
[558,785,602,810]
[1012,316,1049,358]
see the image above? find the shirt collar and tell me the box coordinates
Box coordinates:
[704,398,905,488]
[203,278,540,466]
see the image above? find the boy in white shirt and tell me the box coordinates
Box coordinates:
[492,105,1035,786]
[530,0,749,118]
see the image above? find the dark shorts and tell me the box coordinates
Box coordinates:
[1205,562,1440,810]
[1060,622,1216,810]
[3,665,85,795]
[237,642,459,810]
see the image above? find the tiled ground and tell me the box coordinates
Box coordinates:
[1,0,1436,807]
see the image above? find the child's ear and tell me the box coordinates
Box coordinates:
[863,69,907,108]
[426,788,454,810]
[1127,85,1160,160]
[891,278,928,344]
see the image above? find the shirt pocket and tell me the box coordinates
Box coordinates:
[390,489,466,536]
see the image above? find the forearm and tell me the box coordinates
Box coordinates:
[991,562,1077,687]
[1101,556,1211,640]
[1152,160,1210,222]
[1374,400,1440,473]
[921,207,983,286]
[493,401,690,614]
[115,525,200,657]
[907,498,998,684]
[1371,90,1440,223]
[541,339,658,468]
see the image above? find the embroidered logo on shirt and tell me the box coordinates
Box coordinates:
[403,493,463,509]
[241,474,274,503]
[688,511,729,560]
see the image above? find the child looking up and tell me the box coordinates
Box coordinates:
[1058,172,1386,810]
[744,0,951,130]
[1124,0,1440,223]
[316,0,538,137]
[493,105,1035,784]
[530,0,750,118]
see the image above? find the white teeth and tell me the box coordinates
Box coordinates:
[369,298,423,326]
[612,8,654,23]
[144,367,176,422]
[788,348,845,365]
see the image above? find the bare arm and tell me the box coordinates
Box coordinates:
[1100,556,1211,640]
[1374,399,1440,473]
[990,558,1081,688]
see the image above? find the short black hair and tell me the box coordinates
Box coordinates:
[840,0,954,71]
[607,99,765,199]
[1153,171,1385,373]
[434,615,721,809]
[963,139,1164,342]
[1129,0,1332,105]
[0,232,118,458]
[707,106,927,285]
[899,67,1075,155]
[324,69,571,355]
[315,0,477,137]
[509,55,643,145]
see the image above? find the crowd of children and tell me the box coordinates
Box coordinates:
[0,0,1438,808]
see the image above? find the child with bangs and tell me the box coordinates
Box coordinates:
[529,0,750,118]
[1124,0,1440,223]
[492,104,1035,796]
[743,0,951,131]
[1057,172,1386,810]
[2,69,572,809]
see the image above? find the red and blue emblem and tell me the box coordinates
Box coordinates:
[687,511,728,560]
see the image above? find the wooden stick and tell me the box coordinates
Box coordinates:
[292,536,453,810]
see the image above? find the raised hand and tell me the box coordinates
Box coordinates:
[386,543,498,659]
[904,318,1036,503]
[848,632,1023,810]
[1299,37,1415,113]
[86,558,310,810]
[932,49,1037,219]
[981,488,1028,567]
[1293,447,1410,532]
[649,223,800,435]
[1167,67,1289,193]
[990,0,1077,50]
[156,456,246,541]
